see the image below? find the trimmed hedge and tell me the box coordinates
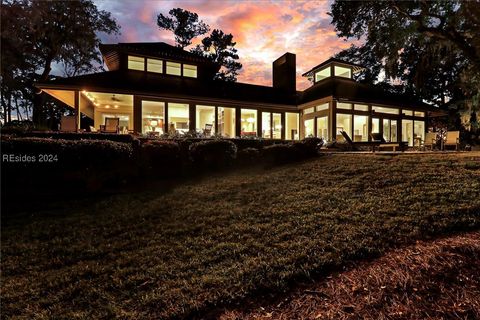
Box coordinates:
[237,147,261,165]
[140,140,181,177]
[189,139,237,169]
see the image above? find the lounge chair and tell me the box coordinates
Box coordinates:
[102,117,119,133]
[60,115,77,132]
[370,133,406,152]
[423,132,437,150]
[340,131,379,152]
[444,131,460,150]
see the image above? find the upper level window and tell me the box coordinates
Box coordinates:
[372,106,399,115]
[304,107,315,114]
[315,67,331,82]
[183,64,197,78]
[166,61,181,76]
[128,56,144,71]
[334,66,351,78]
[337,102,352,110]
[414,111,425,117]
[147,58,163,73]
[317,103,329,111]
[403,110,413,116]
[354,104,369,111]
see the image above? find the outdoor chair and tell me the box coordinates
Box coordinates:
[60,115,77,132]
[340,130,379,152]
[370,133,406,152]
[102,117,120,133]
[204,123,213,137]
[423,132,437,150]
[444,131,460,150]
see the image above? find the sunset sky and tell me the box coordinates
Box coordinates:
[95,0,358,90]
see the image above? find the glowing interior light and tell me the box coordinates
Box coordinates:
[247,117,255,123]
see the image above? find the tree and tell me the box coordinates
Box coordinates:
[0,0,120,126]
[192,29,242,82]
[329,1,480,106]
[157,8,209,49]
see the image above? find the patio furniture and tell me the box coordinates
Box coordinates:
[340,131,379,152]
[60,115,77,132]
[370,133,406,152]
[102,117,119,133]
[204,123,213,137]
[423,132,437,150]
[444,131,460,151]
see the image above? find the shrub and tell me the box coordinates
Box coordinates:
[236,147,261,166]
[301,137,323,155]
[262,143,296,165]
[140,140,181,177]
[1,137,134,191]
[189,139,237,169]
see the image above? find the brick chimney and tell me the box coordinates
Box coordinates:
[272,53,296,93]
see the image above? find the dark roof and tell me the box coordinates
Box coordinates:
[100,42,214,63]
[299,77,438,111]
[36,70,298,107]
[302,58,365,77]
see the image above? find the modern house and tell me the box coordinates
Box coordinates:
[36,42,439,146]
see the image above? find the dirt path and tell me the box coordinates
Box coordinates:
[219,232,480,320]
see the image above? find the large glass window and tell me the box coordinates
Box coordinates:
[372,106,399,115]
[285,112,299,140]
[337,102,352,110]
[316,116,329,141]
[147,58,163,73]
[262,112,271,138]
[218,107,235,137]
[128,56,144,71]
[336,114,352,141]
[402,120,414,146]
[414,120,425,146]
[272,113,281,139]
[166,61,181,76]
[383,119,398,142]
[372,118,380,134]
[90,92,133,132]
[241,109,257,136]
[304,118,314,137]
[196,105,215,136]
[334,66,351,78]
[168,103,189,134]
[353,115,368,141]
[304,107,315,114]
[315,67,331,82]
[183,64,197,78]
[142,101,165,135]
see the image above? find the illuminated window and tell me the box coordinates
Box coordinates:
[403,110,413,116]
[315,67,331,82]
[168,103,189,133]
[336,113,352,141]
[402,120,414,146]
[414,120,425,146]
[304,119,314,137]
[317,116,329,141]
[354,104,369,111]
[383,119,398,142]
[142,101,165,134]
[372,118,380,134]
[337,102,352,110]
[196,105,215,136]
[372,106,399,115]
[285,113,299,140]
[317,103,329,111]
[128,56,144,71]
[272,113,281,139]
[304,107,315,114]
[262,112,271,138]
[183,64,197,78]
[353,115,368,141]
[241,109,257,136]
[334,66,351,78]
[414,111,425,117]
[147,59,163,73]
[166,61,181,76]
[218,107,235,137]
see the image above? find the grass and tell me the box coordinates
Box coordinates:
[2,153,480,319]
[221,231,480,319]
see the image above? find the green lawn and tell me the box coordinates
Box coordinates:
[2,153,480,319]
